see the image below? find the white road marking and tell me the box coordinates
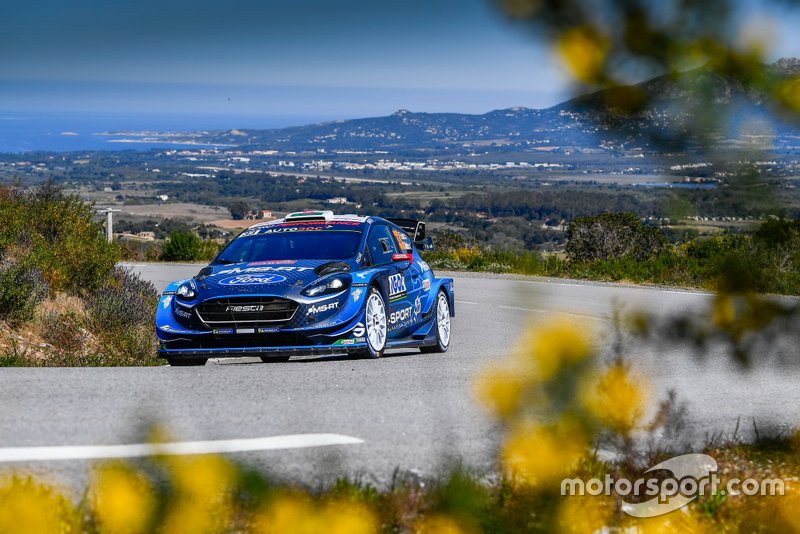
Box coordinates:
[497,305,604,322]
[0,434,363,463]
[456,300,478,305]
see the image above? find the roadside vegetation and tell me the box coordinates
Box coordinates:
[0,183,160,366]
[2,317,798,532]
[424,213,800,295]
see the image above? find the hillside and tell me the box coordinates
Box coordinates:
[115,58,800,152]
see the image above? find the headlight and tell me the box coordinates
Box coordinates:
[176,282,197,301]
[302,276,350,297]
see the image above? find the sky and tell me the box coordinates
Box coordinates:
[1,0,799,124]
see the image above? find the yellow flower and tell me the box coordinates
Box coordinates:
[581,364,647,433]
[711,295,736,329]
[776,484,800,532]
[251,496,377,534]
[775,76,800,114]
[501,421,587,486]
[624,509,709,533]
[416,514,468,534]
[161,455,236,534]
[557,494,612,534]
[167,454,236,503]
[319,501,377,534]
[0,477,78,534]
[92,463,155,534]
[556,27,609,84]
[474,364,527,419]
[514,317,592,380]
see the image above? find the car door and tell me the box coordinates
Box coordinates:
[366,224,414,335]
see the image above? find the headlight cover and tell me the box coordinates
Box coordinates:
[176,281,197,301]
[302,275,350,297]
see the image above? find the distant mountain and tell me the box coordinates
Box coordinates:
[175,59,800,152]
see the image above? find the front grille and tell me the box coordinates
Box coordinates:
[196,297,299,327]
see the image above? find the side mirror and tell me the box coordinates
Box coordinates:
[419,237,435,251]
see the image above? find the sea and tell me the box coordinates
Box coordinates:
[0,111,323,153]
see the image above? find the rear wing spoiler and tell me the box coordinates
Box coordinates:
[385,218,434,250]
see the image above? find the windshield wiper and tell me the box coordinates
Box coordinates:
[211,259,236,265]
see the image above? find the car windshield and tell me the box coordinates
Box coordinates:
[212,227,363,263]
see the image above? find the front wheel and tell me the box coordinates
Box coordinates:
[360,288,387,358]
[167,357,207,366]
[420,290,451,354]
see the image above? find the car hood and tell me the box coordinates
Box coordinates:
[193,259,356,297]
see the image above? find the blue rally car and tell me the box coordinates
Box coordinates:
[155,211,454,366]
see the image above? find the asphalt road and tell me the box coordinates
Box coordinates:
[2,264,799,491]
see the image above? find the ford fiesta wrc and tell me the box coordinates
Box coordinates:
[155,211,455,366]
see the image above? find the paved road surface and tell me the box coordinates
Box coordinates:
[2,264,799,491]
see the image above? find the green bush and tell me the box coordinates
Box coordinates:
[161,231,218,261]
[0,261,49,326]
[0,182,119,295]
[566,212,668,263]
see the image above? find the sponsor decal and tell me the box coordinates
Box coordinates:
[162,296,173,309]
[217,266,313,276]
[247,260,297,266]
[355,252,363,264]
[422,279,431,291]
[226,305,264,313]
[352,322,366,337]
[242,224,359,236]
[353,271,370,280]
[414,296,422,315]
[352,288,364,302]
[388,305,413,329]
[213,328,235,335]
[418,260,431,273]
[162,290,177,296]
[158,324,194,334]
[174,307,192,319]
[219,274,287,286]
[236,328,256,335]
[333,337,366,346]
[352,282,368,287]
[307,301,339,315]
[258,327,280,334]
[388,273,406,299]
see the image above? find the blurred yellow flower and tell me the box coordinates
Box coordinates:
[501,421,587,486]
[167,454,236,503]
[557,494,612,534]
[416,514,468,534]
[624,509,709,533]
[556,27,609,84]
[515,317,592,380]
[0,477,78,534]
[161,455,236,534]
[711,295,737,329]
[775,76,800,113]
[474,365,527,419]
[777,484,800,532]
[581,363,647,433]
[92,463,155,534]
[251,495,377,534]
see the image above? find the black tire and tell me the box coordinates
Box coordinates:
[260,356,291,363]
[420,290,451,354]
[359,288,387,359]
[167,357,207,366]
